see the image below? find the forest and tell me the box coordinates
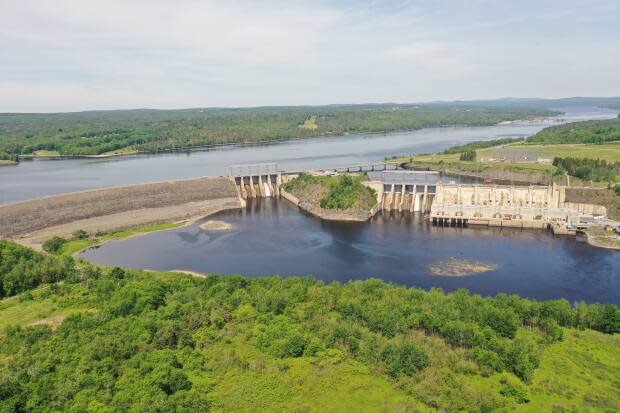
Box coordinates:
[553,157,619,183]
[0,105,556,157]
[0,240,619,411]
[527,117,620,145]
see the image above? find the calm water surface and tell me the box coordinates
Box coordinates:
[80,198,620,305]
[1,106,615,204]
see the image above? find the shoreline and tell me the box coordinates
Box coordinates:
[13,115,553,162]
[15,200,242,254]
[280,188,373,222]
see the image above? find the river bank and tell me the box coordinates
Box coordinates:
[12,115,557,162]
[282,189,374,221]
[78,197,620,305]
[15,198,241,252]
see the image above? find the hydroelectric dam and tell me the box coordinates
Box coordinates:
[228,162,608,235]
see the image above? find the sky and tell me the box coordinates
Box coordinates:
[1,0,619,112]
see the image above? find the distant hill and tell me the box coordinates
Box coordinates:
[528,117,620,144]
[0,103,556,157]
[428,96,620,110]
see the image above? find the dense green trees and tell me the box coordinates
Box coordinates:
[0,240,75,298]
[0,240,618,411]
[319,175,376,210]
[0,105,555,156]
[528,118,620,144]
[553,157,619,182]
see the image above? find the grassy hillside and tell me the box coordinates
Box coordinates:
[0,241,619,412]
[0,105,555,157]
[527,117,620,145]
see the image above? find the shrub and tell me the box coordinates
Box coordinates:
[71,229,89,240]
[459,150,476,161]
[42,236,67,254]
[499,379,530,404]
[381,342,428,377]
[541,318,564,344]
[320,175,376,210]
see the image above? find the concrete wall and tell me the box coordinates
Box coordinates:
[564,202,607,216]
[433,183,565,208]
[429,183,606,233]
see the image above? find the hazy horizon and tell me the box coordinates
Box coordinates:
[2,96,620,115]
[2,0,619,112]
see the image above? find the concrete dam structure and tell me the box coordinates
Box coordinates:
[230,163,282,201]
[228,164,606,235]
[364,171,441,213]
[429,183,606,233]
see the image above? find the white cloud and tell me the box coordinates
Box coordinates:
[0,0,618,111]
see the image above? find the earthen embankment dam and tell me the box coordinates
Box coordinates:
[0,177,239,246]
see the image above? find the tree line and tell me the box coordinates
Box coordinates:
[553,157,619,183]
[528,118,620,144]
[0,105,555,156]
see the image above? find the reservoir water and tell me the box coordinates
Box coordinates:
[0,106,616,204]
[80,198,620,305]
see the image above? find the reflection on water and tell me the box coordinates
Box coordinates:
[80,198,620,305]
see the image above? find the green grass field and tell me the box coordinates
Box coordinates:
[521,329,620,412]
[389,142,620,185]
[478,142,620,162]
[0,285,92,332]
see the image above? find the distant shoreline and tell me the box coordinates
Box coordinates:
[13,117,550,162]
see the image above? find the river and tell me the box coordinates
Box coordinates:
[80,198,620,305]
[0,106,616,204]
